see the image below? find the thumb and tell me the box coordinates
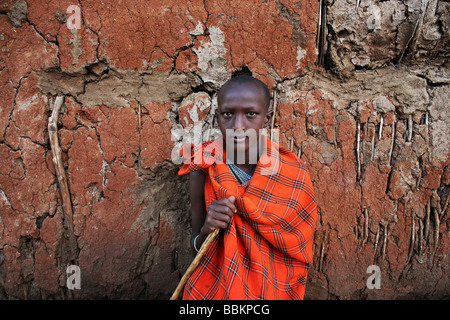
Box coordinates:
[228,195,236,203]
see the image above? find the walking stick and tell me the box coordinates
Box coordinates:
[170,228,219,300]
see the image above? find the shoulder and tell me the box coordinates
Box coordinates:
[178,139,219,175]
[264,139,309,174]
[278,144,308,172]
[264,141,316,197]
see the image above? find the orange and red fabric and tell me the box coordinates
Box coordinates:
[178,137,317,300]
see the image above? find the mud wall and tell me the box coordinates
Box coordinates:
[0,0,448,299]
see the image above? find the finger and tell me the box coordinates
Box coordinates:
[220,196,237,214]
[228,196,237,213]
[210,205,234,219]
[206,211,231,229]
[211,198,236,215]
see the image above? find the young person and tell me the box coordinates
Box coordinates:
[178,75,317,299]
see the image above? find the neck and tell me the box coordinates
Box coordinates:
[225,138,265,172]
[235,163,256,175]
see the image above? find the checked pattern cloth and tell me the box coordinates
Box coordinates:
[178,136,317,300]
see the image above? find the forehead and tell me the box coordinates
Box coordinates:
[218,82,266,108]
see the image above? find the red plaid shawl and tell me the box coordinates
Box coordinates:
[178,137,317,300]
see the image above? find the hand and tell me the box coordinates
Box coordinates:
[201,196,237,235]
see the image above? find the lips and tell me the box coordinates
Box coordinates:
[233,136,247,143]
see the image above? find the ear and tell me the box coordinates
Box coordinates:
[264,110,273,127]
[214,108,219,122]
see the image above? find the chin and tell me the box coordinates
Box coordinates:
[227,139,261,164]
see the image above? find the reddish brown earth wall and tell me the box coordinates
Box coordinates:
[0,0,448,299]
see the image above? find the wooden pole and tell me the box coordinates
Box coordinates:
[48,96,78,261]
[170,228,219,300]
[270,90,278,141]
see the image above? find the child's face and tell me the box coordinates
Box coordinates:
[216,83,272,158]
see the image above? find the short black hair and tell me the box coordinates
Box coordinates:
[218,75,271,110]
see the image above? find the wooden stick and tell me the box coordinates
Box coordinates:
[138,102,141,132]
[378,115,383,140]
[318,235,326,273]
[362,207,369,246]
[316,0,322,48]
[424,198,430,242]
[433,207,440,257]
[381,224,388,261]
[418,219,423,260]
[356,122,361,180]
[407,215,415,264]
[407,114,413,142]
[373,225,380,264]
[397,0,427,64]
[48,96,77,260]
[270,90,278,141]
[370,127,375,162]
[170,228,220,300]
[49,96,70,216]
[388,116,396,166]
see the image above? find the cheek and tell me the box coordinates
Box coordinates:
[217,119,229,136]
[250,116,267,128]
[217,117,229,128]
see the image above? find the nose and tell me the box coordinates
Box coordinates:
[232,114,245,131]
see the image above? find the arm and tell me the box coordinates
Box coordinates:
[189,170,237,254]
[189,170,207,253]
